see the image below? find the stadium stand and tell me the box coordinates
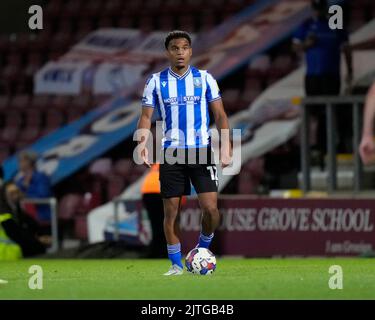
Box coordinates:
[0,0,373,242]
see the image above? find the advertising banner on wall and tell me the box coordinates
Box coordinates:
[179,197,375,256]
[34,61,90,94]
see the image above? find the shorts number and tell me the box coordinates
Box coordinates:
[206,166,218,182]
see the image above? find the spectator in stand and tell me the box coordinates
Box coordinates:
[14,151,53,222]
[293,0,353,166]
[0,182,47,258]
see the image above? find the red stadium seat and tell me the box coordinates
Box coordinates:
[0,147,10,163]
[264,73,281,88]
[18,126,40,143]
[61,0,83,19]
[47,50,64,62]
[107,175,126,199]
[30,94,51,110]
[222,89,241,111]
[81,0,104,19]
[24,109,43,127]
[238,174,256,194]
[93,94,111,106]
[244,77,262,92]
[89,158,113,177]
[113,159,133,177]
[74,215,88,240]
[76,19,94,36]
[25,52,43,77]
[13,141,30,152]
[31,30,52,52]
[39,126,57,138]
[10,94,30,110]
[65,109,84,123]
[45,109,65,127]
[1,65,21,94]
[50,95,72,110]
[71,95,91,110]
[98,17,114,29]
[50,33,72,52]
[0,126,20,143]
[270,55,294,77]
[6,52,22,67]
[240,88,261,106]
[58,193,84,220]
[116,15,134,29]
[0,34,10,55]
[138,15,154,33]
[158,15,175,31]
[13,33,30,53]
[198,13,215,31]
[4,110,22,127]
[0,95,10,111]
[163,0,183,13]
[44,0,63,19]
[177,15,195,33]
[142,0,163,15]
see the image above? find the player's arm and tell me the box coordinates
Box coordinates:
[137,75,156,167]
[292,23,315,54]
[136,107,154,167]
[206,72,232,168]
[210,99,232,168]
[359,83,375,164]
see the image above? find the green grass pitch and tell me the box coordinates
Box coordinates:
[0,258,374,300]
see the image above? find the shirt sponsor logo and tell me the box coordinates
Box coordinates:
[163,95,201,105]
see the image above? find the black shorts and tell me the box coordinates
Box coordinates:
[159,147,219,198]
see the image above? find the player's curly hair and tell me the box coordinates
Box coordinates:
[164,30,192,49]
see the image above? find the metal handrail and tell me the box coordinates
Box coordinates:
[21,197,59,254]
[301,95,366,193]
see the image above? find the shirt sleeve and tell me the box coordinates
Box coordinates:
[141,75,157,108]
[206,72,221,102]
[28,173,52,198]
[293,22,308,43]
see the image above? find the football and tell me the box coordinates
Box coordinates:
[185,248,217,275]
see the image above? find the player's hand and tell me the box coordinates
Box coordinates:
[140,148,151,168]
[220,151,233,168]
[304,33,316,49]
[359,134,375,165]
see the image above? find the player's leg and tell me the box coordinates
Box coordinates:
[163,196,181,245]
[196,192,220,248]
[188,148,220,249]
[160,162,190,274]
[162,197,185,275]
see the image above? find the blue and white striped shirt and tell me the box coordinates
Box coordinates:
[142,66,221,149]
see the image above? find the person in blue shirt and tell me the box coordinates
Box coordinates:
[293,0,353,164]
[14,151,53,222]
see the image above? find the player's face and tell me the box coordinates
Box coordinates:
[166,38,192,70]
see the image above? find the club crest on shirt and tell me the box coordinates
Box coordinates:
[193,77,202,88]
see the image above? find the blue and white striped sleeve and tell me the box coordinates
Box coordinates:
[141,75,157,108]
[206,72,221,103]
